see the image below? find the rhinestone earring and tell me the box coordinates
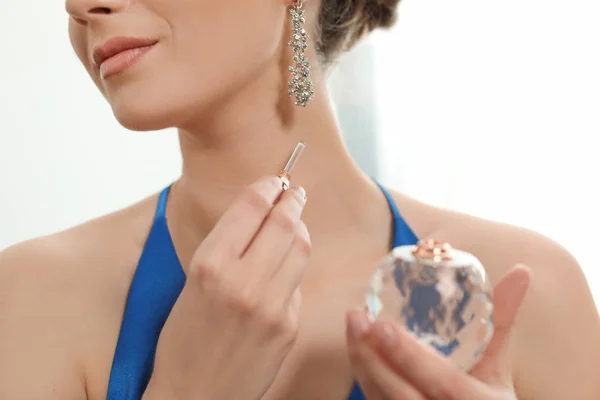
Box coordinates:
[287,0,315,107]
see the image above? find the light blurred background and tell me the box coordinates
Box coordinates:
[1,0,598,305]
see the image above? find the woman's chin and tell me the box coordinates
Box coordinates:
[111,103,178,132]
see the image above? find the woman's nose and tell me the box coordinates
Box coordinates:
[65,0,130,25]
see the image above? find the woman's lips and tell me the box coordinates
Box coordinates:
[99,44,156,80]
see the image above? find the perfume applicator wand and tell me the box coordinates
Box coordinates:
[278,141,306,191]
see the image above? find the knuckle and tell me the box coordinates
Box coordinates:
[261,307,285,329]
[294,224,312,257]
[242,185,273,215]
[225,286,261,315]
[269,209,296,233]
[259,307,297,338]
[188,256,220,284]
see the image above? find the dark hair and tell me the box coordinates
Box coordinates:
[317,0,401,65]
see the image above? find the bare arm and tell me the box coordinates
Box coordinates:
[0,240,88,400]
[511,241,600,399]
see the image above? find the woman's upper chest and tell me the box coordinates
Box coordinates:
[260,256,375,400]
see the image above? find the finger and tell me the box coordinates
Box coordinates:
[269,221,311,308]
[368,316,488,400]
[470,264,531,384]
[289,287,302,317]
[195,176,284,263]
[244,186,306,279]
[346,310,426,400]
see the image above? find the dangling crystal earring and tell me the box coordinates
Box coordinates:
[288,0,315,107]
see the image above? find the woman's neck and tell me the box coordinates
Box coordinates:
[166,66,392,269]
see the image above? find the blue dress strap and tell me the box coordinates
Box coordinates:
[348,382,367,400]
[375,182,419,248]
[106,186,186,399]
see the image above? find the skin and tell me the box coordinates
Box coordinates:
[1,0,600,398]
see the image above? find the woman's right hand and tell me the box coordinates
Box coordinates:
[144,176,310,400]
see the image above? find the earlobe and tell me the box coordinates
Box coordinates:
[283,0,313,9]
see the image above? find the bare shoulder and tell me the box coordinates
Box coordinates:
[0,192,158,294]
[391,191,600,399]
[0,194,159,400]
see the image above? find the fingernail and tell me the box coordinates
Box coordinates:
[348,311,371,339]
[377,322,398,348]
[271,176,285,190]
[291,186,306,205]
[514,264,531,287]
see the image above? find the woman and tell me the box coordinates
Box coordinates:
[1,0,599,398]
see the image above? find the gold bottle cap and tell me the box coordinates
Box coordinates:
[391,240,486,279]
[412,239,454,262]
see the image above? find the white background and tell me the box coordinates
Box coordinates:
[1,0,599,305]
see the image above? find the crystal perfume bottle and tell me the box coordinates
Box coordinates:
[366,239,494,371]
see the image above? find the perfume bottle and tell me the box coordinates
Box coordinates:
[366,239,494,371]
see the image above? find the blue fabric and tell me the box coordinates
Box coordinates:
[106,183,418,400]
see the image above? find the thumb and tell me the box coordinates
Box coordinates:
[470,264,531,386]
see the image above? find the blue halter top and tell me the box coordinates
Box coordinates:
[106,183,418,400]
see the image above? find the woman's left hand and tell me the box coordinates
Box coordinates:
[347,265,531,400]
